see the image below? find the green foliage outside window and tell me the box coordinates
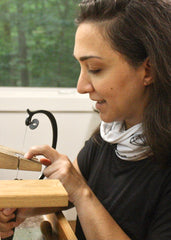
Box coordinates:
[0,0,80,87]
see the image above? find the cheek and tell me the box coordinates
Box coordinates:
[104,83,135,107]
[102,88,115,100]
[104,73,127,94]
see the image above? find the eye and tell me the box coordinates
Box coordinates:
[88,69,101,74]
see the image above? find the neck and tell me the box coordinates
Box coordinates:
[124,120,142,130]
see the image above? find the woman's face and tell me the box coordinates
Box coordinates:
[74,23,150,127]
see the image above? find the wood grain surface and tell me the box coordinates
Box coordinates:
[0,145,41,171]
[0,179,68,208]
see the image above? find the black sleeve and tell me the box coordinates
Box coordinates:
[77,137,97,181]
[145,174,171,240]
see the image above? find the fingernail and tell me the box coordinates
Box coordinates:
[24,153,28,158]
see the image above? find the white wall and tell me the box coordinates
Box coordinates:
[0,87,100,219]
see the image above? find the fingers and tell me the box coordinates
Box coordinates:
[0,208,17,237]
[3,208,16,216]
[0,220,16,232]
[0,209,16,223]
[43,155,70,179]
[40,158,51,166]
[24,144,86,203]
[0,229,14,239]
[24,145,71,181]
[24,145,60,163]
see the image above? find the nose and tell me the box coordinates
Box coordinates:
[77,71,94,94]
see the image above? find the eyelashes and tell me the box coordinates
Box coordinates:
[88,69,101,74]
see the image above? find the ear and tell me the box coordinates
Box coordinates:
[143,58,153,86]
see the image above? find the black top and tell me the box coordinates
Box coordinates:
[76,137,171,240]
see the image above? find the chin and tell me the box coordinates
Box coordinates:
[99,113,118,123]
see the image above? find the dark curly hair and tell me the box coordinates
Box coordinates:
[75,0,171,164]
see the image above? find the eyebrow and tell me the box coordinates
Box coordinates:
[73,55,102,61]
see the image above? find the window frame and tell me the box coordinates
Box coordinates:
[0,87,94,112]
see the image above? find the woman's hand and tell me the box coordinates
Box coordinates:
[24,145,131,240]
[25,145,88,205]
[0,208,18,239]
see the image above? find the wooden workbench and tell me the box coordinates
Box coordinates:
[0,179,68,208]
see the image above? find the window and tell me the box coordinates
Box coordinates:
[0,0,79,87]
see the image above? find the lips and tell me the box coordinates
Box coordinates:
[97,100,106,104]
[95,100,106,111]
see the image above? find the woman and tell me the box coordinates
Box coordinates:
[0,0,170,239]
